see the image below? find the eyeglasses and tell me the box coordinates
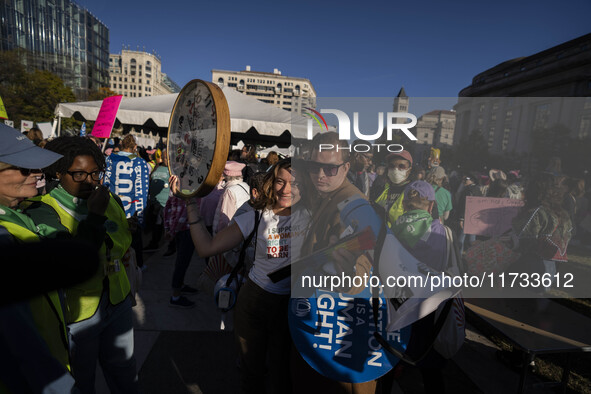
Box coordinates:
[388,163,410,170]
[1,166,42,176]
[308,162,346,177]
[67,170,104,182]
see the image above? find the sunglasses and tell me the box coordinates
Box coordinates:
[67,170,104,182]
[2,166,42,176]
[308,162,346,177]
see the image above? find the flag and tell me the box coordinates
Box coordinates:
[0,96,7,119]
[80,122,86,137]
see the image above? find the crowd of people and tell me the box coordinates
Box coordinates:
[1,121,588,393]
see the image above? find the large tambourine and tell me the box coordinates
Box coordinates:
[167,79,230,198]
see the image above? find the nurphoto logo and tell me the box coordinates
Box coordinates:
[306,108,418,152]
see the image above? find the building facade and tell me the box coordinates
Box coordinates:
[0,0,109,99]
[108,49,180,97]
[212,66,316,114]
[454,33,591,154]
[414,110,456,146]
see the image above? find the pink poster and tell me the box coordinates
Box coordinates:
[91,95,123,138]
[464,196,524,236]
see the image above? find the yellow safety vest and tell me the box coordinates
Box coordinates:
[38,194,132,323]
[0,212,70,372]
[375,182,406,228]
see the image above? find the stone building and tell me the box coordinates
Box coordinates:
[212,66,316,114]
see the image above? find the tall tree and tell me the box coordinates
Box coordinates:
[88,87,119,101]
[0,51,75,128]
[454,129,490,171]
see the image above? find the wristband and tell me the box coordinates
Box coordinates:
[188,217,203,226]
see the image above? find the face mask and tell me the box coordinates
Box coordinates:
[388,168,409,184]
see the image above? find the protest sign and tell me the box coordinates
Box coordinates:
[4,120,14,128]
[464,196,524,236]
[0,95,7,119]
[289,288,410,383]
[20,120,33,133]
[91,95,122,138]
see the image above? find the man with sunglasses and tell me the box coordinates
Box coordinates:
[293,132,376,394]
[372,150,415,228]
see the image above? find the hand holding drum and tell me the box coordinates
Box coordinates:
[167,79,230,199]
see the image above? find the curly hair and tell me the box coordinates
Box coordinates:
[43,136,106,180]
[252,158,292,210]
[523,175,568,221]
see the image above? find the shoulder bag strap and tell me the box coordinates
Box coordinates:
[225,210,262,287]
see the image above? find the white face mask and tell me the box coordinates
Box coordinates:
[388,168,409,184]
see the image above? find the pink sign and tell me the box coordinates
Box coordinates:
[91,95,123,138]
[464,196,524,236]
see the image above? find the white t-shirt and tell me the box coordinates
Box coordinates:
[234,207,310,294]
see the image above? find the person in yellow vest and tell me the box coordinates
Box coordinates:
[0,123,76,393]
[23,136,138,394]
[371,150,415,227]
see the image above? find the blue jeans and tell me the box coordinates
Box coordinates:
[68,292,138,394]
[171,229,195,290]
[458,229,476,255]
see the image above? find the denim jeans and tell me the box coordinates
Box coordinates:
[68,292,138,394]
[171,229,195,290]
[234,279,290,394]
[458,229,476,255]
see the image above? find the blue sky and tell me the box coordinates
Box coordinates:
[79,0,590,99]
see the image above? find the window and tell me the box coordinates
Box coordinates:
[147,80,150,85]
[424,133,428,138]
[124,77,127,82]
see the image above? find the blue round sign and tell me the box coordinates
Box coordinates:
[289,287,410,383]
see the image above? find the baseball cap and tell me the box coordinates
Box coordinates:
[0,123,62,169]
[427,166,446,179]
[404,180,436,201]
[386,150,413,166]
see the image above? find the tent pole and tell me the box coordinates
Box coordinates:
[57,116,61,137]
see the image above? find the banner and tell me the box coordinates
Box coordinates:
[4,120,14,128]
[21,120,34,133]
[0,96,7,119]
[464,196,524,236]
[91,95,123,138]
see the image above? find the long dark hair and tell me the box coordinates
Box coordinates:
[252,158,292,210]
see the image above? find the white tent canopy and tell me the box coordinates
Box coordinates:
[55,86,322,140]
